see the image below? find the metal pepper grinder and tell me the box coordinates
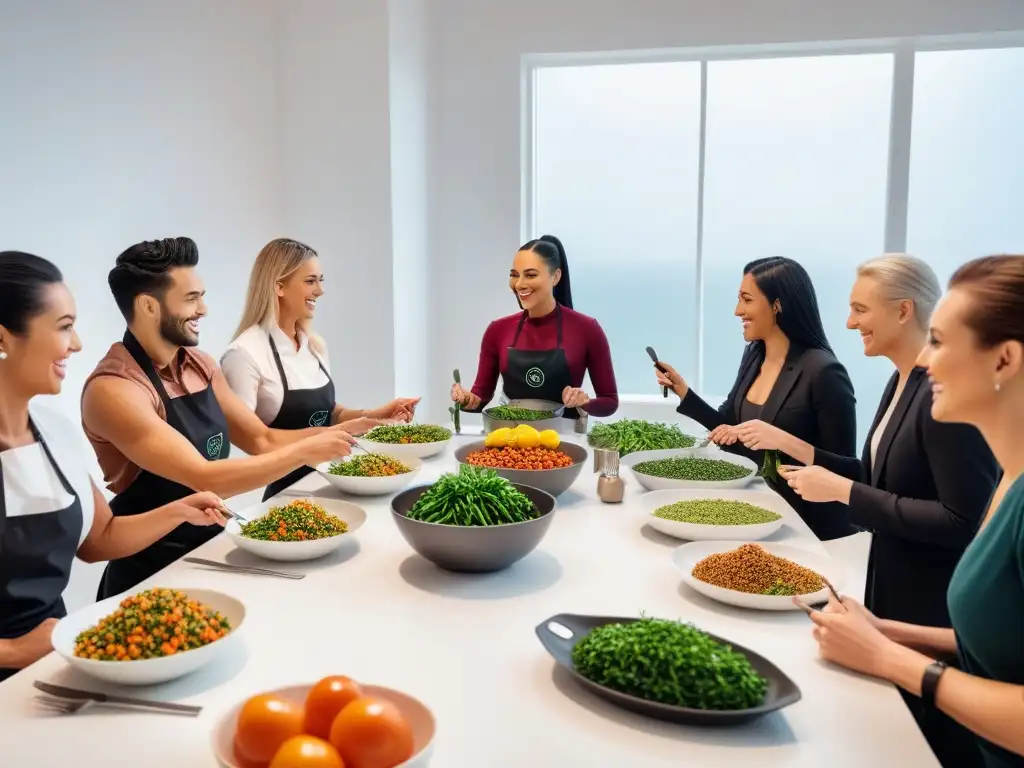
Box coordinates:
[574,412,588,434]
[594,447,625,503]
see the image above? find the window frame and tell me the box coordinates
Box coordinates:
[521,31,1024,403]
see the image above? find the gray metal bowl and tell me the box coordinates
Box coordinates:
[482,398,566,434]
[453,440,588,497]
[390,483,557,573]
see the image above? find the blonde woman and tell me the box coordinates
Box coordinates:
[222,239,420,499]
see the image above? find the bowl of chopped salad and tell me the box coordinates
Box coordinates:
[315,451,422,496]
[52,587,244,685]
[356,424,452,460]
[225,497,367,561]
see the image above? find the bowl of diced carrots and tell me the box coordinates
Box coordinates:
[453,436,588,498]
[51,587,244,685]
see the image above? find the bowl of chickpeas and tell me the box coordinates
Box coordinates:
[453,439,588,498]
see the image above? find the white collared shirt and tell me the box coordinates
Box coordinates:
[221,325,332,425]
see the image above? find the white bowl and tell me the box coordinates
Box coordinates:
[623,447,757,491]
[212,682,435,767]
[226,496,367,562]
[671,541,843,611]
[356,436,451,460]
[641,488,786,541]
[52,588,244,686]
[315,453,422,496]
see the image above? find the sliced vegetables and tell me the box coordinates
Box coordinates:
[588,419,696,455]
[240,500,349,541]
[406,465,538,526]
[363,424,451,444]
[466,446,574,470]
[328,453,412,477]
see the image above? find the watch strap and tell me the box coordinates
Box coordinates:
[921,660,948,707]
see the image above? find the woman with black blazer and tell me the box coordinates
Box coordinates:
[742,255,998,767]
[654,257,857,541]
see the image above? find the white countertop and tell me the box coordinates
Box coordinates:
[0,436,938,767]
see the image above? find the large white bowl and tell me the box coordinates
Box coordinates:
[52,588,244,686]
[212,682,435,767]
[623,447,757,491]
[315,453,422,496]
[671,541,843,611]
[641,488,786,541]
[226,496,367,562]
[356,436,451,460]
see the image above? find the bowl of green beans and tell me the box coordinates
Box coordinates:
[482,399,566,434]
[622,447,757,491]
[390,465,558,573]
[640,489,786,541]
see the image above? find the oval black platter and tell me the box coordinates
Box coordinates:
[535,612,801,726]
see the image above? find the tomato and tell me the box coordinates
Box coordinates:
[235,693,306,764]
[329,697,414,768]
[269,735,345,768]
[304,676,364,739]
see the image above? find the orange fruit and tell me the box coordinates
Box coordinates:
[235,693,306,764]
[304,676,364,740]
[269,735,345,768]
[329,697,414,768]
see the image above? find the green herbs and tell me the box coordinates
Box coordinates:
[572,618,768,710]
[588,419,696,455]
[763,580,798,596]
[240,499,349,541]
[363,424,452,444]
[449,369,462,434]
[406,465,538,526]
[758,450,782,481]
[633,456,752,482]
[328,453,412,477]
[653,499,781,526]
[486,405,556,421]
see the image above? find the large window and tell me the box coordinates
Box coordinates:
[529,41,1024,444]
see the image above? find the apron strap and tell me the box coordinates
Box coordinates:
[0,418,79,534]
[268,333,332,394]
[510,305,563,349]
[122,330,209,430]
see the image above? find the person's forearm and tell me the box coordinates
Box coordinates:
[77,505,191,563]
[0,637,40,669]
[777,432,815,466]
[883,644,1024,758]
[188,445,307,498]
[583,394,618,418]
[332,405,367,424]
[880,620,958,657]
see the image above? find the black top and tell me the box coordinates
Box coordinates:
[678,342,857,540]
[815,367,998,626]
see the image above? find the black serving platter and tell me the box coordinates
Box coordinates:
[535,612,801,726]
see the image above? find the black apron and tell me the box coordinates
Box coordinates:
[0,418,83,682]
[97,331,231,600]
[502,306,578,420]
[261,334,336,501]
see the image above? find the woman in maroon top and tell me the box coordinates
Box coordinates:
[451,236,619,420]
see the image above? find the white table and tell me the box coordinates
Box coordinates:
[0,437,939,767]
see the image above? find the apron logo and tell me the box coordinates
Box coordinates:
[309,410,330,427]
[206,433,224,459]
[526,367,545,388]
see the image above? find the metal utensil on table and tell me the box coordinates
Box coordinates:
[222,506,248,524]
[33,681,202,717]
[646,346,670,398]
[822,576,843,604]
[183,556,305,580]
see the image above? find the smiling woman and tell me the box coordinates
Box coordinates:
[222,238,421,499]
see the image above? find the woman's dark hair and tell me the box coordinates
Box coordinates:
[744,256,833,355]
[108,236,199,320]
[947,254,1024,347]
[518,234,573,309]
[0,251,64,335]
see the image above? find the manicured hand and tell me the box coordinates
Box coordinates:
[373,397,420,423]
[451,382,481,410]
[654,361,689,399]
[303,426,356,464]
[735,419,788,451]
[176,491,228,527]
[796,592,895,678]
[707,423,740,446]
[783,465,853,504]
[562,387,591,410]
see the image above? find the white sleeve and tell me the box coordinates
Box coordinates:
[220,347,262,411]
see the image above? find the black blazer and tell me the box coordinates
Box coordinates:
[678,342,857,540]
[815,367,998,627]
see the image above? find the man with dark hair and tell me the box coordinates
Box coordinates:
[82,237,356,599]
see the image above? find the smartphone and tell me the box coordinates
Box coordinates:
[646,346,669,398]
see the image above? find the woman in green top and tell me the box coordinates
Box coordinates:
[796,254,1024,768]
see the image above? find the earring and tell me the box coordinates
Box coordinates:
[0,351,7,361]
[995,381,1001,393]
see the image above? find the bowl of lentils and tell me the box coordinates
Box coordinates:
[225,497,367,561]
[641,489,786,541]
[622,447,757,491]
[357,424,452,460]
[316,451,422,496]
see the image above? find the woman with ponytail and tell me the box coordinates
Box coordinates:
[452,235,619,420]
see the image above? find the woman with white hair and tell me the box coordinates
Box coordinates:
[734,255,998,766]
[222,238,421,499]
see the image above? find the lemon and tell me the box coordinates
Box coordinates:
[514,424,540,449]
[539,429,560,449]
[485,427,512,448]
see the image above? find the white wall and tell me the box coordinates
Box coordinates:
[424,0,1024,421]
